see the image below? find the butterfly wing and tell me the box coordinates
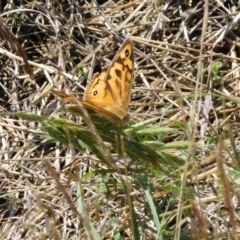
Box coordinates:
[84,68,127,120]
[52,39,134,126]
[84,39,134,119]
[106,38,134,110]
[51,89,124,126]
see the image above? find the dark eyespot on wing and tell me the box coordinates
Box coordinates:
[93,90,98,96]
[125,48,130,57]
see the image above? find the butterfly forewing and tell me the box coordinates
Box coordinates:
[105,39,134,110]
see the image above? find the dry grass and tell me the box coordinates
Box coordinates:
[1,0,240,239]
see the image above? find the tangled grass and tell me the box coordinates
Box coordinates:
[1,0,240,239]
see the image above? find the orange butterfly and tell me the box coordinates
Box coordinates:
[51,39,134,126]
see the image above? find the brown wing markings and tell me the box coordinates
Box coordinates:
[52,39,134,126]
[115,68,122,79]
[104,56,124,108]
[87,39,134,112]
[84,70,108,102]
[110,44,133,106]
[119,41,134,109]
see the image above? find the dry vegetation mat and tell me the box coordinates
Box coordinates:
[1,0,240,239]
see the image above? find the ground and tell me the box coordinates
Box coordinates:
[0,0,240,239]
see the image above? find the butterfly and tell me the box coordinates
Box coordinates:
[51,38,134,126]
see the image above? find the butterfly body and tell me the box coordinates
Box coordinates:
[52,39,134,126]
